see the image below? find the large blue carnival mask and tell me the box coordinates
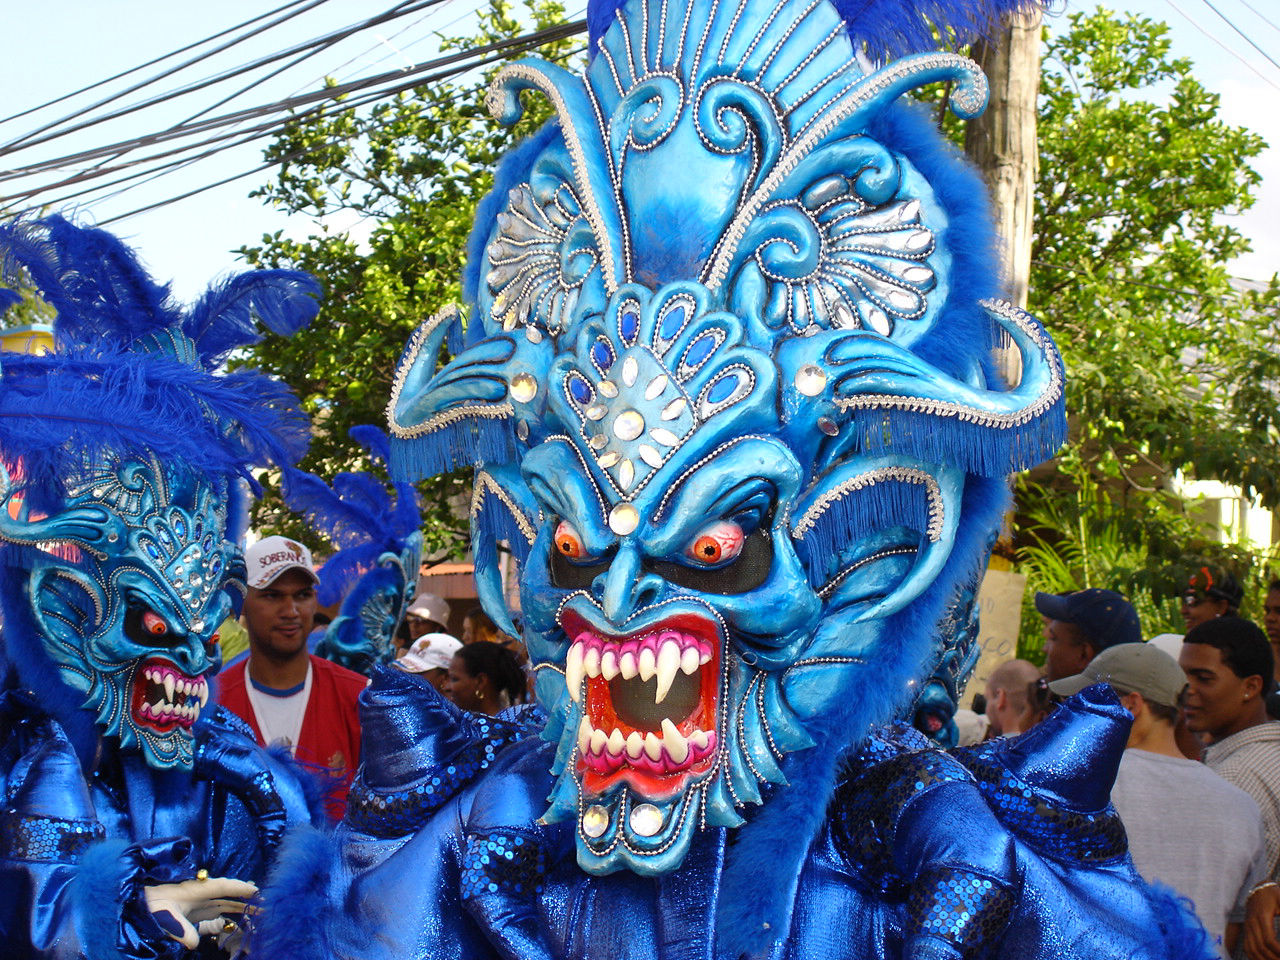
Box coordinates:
[388,0,1065,874]
[0,455,240,769]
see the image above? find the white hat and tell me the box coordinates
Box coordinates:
[244,535,320,589]
[397,633,462,674]
[406,592,449,627]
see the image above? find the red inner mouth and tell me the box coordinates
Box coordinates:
[561,610,721,799]
[130,658,207,733]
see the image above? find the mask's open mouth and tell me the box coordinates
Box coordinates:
[131,658,209,732]
[561,610,720,799]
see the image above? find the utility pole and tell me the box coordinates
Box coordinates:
[964,10,1042,311]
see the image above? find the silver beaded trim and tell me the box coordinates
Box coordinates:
[791,466,944,542]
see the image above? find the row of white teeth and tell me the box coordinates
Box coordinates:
[577,716,710,765]
[143,667,209,708]
[140,698,203,722]
[566,638,711,704]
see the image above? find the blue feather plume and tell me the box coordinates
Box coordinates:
[587,0,1043,59]
[183,270,322,368]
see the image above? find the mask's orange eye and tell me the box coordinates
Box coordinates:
[686,520,744,565]
[554,520,586,560]
[142,611,168,636]
[210,632,221,645]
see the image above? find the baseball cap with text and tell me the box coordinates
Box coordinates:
[244,535,320,590]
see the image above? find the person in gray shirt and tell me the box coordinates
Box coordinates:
[1053,642,1267,957]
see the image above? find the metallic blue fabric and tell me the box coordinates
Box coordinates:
[274,680,1205,959]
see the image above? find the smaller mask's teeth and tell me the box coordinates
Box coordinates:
[198,681,209,707]
[577,716,592,754]
[680,647,700,675]
[163,674,175,703]
[584,646,602,678]
[643,732,663,762]
[689,729,709,750]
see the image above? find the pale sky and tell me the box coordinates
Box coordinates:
[0,0,1275,300]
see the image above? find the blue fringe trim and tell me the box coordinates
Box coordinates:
[796,474,936,583]
[473,484,536,566]
[848,404,1067,478]
[388,416,516,482]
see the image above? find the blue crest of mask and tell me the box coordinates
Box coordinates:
[386,0,1062,879]
[0,215,318,771]
[282,425,425,675]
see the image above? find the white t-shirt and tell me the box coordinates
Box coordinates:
[1111,747,1267,955]
[245,661,313,753]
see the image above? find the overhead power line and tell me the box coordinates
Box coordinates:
[1162,0,1280,91]
[2,26,586,224]
[0,18,584,188]
[0,0,325,129]
[1194,0,1280,75]
[0,0,447,156]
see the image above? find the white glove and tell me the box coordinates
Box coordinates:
[144,875,258,951]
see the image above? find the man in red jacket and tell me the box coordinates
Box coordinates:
[218,535,367,819]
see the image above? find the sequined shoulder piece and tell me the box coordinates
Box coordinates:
[949,741,1127,866]
[344,666,535,839]
[829,736,974,892]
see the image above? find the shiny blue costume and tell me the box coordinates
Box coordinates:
[259,0,1214,954]
[0,217,321,958]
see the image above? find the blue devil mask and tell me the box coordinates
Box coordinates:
[0,216,317,770]
[388,0,1064,875]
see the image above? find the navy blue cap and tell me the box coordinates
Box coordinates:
[1034,588,1142,650]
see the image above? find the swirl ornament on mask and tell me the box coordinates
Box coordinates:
[2,455,233,769]
[388,0,1066,878]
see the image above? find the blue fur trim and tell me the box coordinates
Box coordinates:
[72,838,140,960]
[251,825,334,960]
[587,0,1044,60]
[473,483,536,566]
[1146,880,1218,960]
[716,473,1010,956]
[0,569,99,765]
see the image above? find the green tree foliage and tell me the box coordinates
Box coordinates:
[235,0,582,552]
[1016,9,1280,652]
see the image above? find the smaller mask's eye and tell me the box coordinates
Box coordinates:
[210,632,221,645]
[685,520,744,566]
[142,611,168,636]
[554,520,586,559]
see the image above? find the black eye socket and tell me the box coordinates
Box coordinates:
[124,606,180,648]
[550,545,614,590]
[646,527,773,595]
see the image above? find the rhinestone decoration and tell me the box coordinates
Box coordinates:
[613,409,645,441]
[516,420,530,440]
[582,805,610,838]
[509,373,538,403]
[609,503,640,536]
[794,364,827,396]
[629,803,663,837]
[818,417,839,436]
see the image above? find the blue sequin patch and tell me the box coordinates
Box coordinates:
[460,830,547,900]
[0,811,105,863]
